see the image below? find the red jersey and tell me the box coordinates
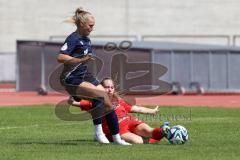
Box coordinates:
[102,99,143,136]
[112,99,133,122]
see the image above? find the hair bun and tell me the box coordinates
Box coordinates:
[75,7,85,15]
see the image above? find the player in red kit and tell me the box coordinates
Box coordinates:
[69,78,170,144]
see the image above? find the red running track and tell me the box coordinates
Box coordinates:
[0,92,240,108]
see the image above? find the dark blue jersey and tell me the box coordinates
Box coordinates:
[59,32,97,86]
[60,31,93,58]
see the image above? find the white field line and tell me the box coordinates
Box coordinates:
[0,122,83,130]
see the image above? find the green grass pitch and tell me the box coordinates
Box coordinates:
[0,105,239,160]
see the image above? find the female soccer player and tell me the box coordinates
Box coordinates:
[70,78,170,144]
[57,7,129,145]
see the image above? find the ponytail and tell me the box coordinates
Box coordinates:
[64,7,92,28]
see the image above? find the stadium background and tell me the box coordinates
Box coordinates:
[1,0,240,104]
[1,1,240,160]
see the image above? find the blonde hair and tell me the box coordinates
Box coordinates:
[65,7,92,28]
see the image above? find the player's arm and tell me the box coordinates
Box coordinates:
[130,105,159,115]
[68,97,92,111]
[57,53,94,65]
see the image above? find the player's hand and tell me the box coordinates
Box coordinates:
[152,106,159,115]
[84,54,95,62]
[67,96,80,107]
[67,96,75,105]
[80,54,94,64]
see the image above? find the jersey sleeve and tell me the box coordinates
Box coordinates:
[119,99,132,113]
[60,36,78,55]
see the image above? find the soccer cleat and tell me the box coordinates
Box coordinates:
[95,133,110,144]
[112,134,132,145]
[160,122,171,140]
[114,139,132,145]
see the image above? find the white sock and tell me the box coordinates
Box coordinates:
[95,124,104,135]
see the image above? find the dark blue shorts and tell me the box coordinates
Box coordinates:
[62,72,100,86]
[60,72,100,101]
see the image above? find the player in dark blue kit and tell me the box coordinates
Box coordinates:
[57,7,130,145]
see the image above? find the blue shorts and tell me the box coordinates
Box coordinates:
[60,64,100,100]
[63,73,100,86]
[60,72,100,100]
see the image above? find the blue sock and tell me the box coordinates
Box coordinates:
[92,97,120,135]
[105,111,119,135]
[91,97,104,125]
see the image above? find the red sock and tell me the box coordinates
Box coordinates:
[149,128,164,143]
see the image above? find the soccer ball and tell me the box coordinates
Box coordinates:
[168,125,188,144]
